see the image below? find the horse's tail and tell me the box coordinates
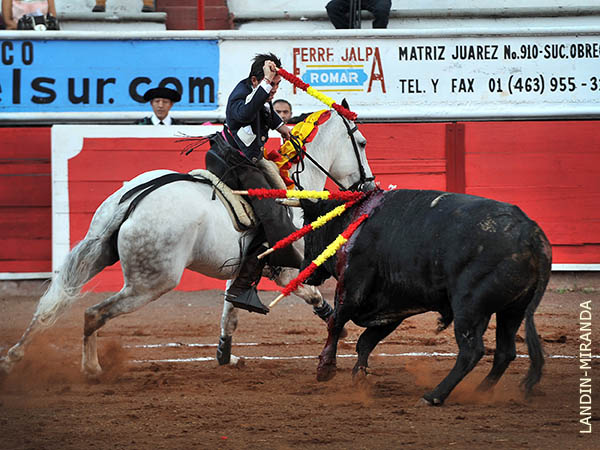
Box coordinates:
[521,226,552,395]
[33,199,126,328]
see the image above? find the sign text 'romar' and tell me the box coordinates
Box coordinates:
[292,46,386,94]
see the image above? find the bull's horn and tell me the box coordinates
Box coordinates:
[276,198,301,207]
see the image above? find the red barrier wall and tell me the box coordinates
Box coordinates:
[1,121,598,291]
[464,121,600,264]
[0,128,52,273]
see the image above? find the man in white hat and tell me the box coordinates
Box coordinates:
[137,86,184,125]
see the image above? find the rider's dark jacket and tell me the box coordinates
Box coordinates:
[224,78,284,162]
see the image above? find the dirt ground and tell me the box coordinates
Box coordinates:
[0,280,598,450]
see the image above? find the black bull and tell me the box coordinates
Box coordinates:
[300,189,552,406]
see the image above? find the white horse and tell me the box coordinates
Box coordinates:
[0,110,375,377]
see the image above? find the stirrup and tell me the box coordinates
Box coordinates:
[227,287,269,315]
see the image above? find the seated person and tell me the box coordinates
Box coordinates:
[137,86,184,125]
[1,0,57,30]
[326,0,391,29]
[92,0,155,13]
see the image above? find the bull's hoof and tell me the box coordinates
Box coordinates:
[352,366,368,385]
[476,379,494,392]
[420,393,444,406]
[316,361,337,382]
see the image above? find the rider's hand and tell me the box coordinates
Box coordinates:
[263,60,277,83]
[277,124,291,140]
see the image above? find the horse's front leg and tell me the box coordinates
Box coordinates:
[276,268,349,340]
[276,268,332,318]
[217,280,243,366]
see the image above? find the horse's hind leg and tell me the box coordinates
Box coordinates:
[1,237,114,375]
[82,283,175,377]
[0,316,43,374]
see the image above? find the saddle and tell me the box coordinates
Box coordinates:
[202,132,287,232]
[188,169,257,232]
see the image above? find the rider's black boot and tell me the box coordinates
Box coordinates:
[225,243,270,314]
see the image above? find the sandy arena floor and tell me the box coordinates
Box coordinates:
[0,281,598,449]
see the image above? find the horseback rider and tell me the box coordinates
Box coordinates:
[219,53,303,313]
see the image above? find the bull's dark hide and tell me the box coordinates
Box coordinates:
[301,188,552,406]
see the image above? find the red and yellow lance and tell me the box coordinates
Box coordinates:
[231,188,366,259]
[232,188,364,201]
[257,197,363,260]
[269,213,369,308]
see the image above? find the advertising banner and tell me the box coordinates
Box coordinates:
[0,39,219,113]
[220,33,600,120]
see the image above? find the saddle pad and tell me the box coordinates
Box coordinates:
[188,169,256,232]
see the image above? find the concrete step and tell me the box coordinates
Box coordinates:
[54,0,166,30]
[57,11,166,30]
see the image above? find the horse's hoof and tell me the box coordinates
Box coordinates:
[0,357,13,375]
[420,394,443,406]
[416,397,432,407]
[232,356,245,369]
[82,364,103,380]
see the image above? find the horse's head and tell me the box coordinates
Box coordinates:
[301,102,376,192]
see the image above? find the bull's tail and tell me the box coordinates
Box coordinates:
[521,227,552,395]
[0,201,126,374]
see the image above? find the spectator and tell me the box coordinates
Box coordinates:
[274,99,311,125]
[326,0,391,29]
[1,0,57,30]
[136,86,184,125]
[273,99,293,124]
[92,0,155,13]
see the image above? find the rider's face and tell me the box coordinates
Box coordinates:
[267,75,281,102]
[251,74,282,102]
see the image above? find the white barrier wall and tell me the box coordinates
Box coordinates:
[219,31,600,121]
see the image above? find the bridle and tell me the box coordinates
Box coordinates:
[289,113,375,192]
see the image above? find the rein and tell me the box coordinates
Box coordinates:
[289,134,346,191]
[283,114,373,191]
